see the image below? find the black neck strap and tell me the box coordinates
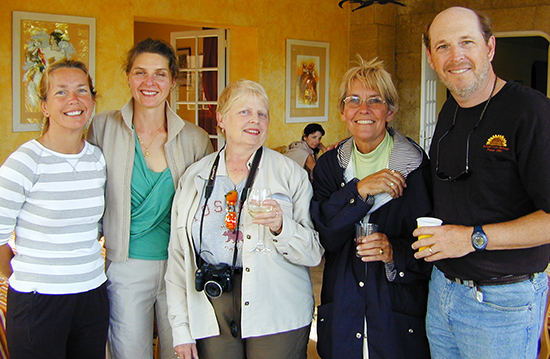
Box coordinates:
[197,146,263,271]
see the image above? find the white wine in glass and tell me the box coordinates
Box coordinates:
[247,188,272,253]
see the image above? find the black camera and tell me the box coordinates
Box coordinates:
[195,262,233,298]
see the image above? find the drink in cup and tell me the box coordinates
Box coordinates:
[355,222,378,257]
[416,217,443,251]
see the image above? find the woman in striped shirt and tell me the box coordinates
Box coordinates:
[0,59,108,359]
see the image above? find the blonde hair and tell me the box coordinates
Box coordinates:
[39,59,96,135]
[338,56,398,113]
[217,79,270,120]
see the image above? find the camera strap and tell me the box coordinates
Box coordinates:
[197,146,263,272]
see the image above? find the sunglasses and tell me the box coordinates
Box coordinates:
[225,190,238,230]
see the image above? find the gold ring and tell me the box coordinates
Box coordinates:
[275,211,279,217]
[428,247,434,255]
[379,248,384,255]
[390,182,395,187]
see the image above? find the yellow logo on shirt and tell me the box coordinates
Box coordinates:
[484,135,509,153]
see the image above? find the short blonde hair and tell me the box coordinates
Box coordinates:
[338,56,398,113]
[217,79,270,120]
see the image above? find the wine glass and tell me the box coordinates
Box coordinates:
[247,188,272,253]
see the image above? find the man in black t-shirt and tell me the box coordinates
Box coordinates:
[413,6,550,359]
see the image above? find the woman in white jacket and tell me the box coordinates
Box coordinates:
[166,80,323,359]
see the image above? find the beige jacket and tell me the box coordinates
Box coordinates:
[165,147,324,346]
[88,99,213,262]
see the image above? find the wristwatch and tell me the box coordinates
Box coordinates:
[471,225,488,251]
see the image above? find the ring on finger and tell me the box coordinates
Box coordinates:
[274,211,279,217]
[389,182,395,187]
[379,248,384,255]
[428,247,434,255]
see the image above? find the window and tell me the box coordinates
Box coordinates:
[170,29,227,150]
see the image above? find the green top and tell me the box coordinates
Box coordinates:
[353,130,394,180]
[129,132,174,260]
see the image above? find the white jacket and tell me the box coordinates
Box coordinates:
[165,147,324,346]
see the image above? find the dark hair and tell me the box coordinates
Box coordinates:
[39,59,96,135]
[423,7,493,50]
[303,123,325,138]
[124,38,179,80]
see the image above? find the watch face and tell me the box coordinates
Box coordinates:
[473,233,487,250]
[473,235,485,247]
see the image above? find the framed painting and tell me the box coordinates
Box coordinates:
[12,11,96,132]
[285,39,329,123]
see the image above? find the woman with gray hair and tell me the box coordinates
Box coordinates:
[166,79,323,359]
[311,57,432,359]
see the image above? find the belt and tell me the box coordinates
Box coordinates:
[444,273,533,287]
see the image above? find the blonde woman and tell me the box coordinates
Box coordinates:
[0,59,108,359]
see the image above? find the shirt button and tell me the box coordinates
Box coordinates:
[408,328,414,334]
[358,281,364,287]
[399,271,405,278]
[283,252,288,255]
[245,267,250,272]
[245,301,250,306]
[356,333,362,339]
[350,198,355,204]
[273,239,278,243]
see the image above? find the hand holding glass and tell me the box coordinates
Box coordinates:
[247,188,272,253]
[355,222,378,257]
[416,217,443,251]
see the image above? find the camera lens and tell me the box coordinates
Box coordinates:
[204,280,223,298]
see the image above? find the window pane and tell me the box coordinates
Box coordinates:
[199,104,217,136]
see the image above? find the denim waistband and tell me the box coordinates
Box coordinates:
[444,273,534,287]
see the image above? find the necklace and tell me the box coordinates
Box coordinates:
[136,123,164,158]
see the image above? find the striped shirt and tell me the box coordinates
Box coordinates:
[0,140,107,294]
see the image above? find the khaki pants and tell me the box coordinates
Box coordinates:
[197,272,310,359]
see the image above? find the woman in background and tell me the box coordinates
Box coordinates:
[88,38,212,359]
[0,59,108,358]
[285,123,326,181]
[311,57,432,359]
[166,79,323,359]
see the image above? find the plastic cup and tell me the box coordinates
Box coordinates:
[416,217,443,251]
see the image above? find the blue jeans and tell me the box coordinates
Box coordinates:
[427,266,548,359]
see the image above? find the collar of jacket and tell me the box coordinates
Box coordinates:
[338,127,423,184]
[120,98,187,143]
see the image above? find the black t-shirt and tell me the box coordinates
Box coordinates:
[429,81,550,281]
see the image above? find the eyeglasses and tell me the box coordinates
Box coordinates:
[343,95,386,110]
[225,190,238,230]
[434,121,473,182]
[435,76,497,182]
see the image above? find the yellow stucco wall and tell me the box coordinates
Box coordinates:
[3,0,350,163]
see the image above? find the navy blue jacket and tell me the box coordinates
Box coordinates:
[311,137,432,359]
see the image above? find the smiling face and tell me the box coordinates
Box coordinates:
[127,52,175,110]
[40,67,95,135]
[340,80,394,153]
[217,94,269,152]
[304,131,323,150]
[426,7,495,101]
